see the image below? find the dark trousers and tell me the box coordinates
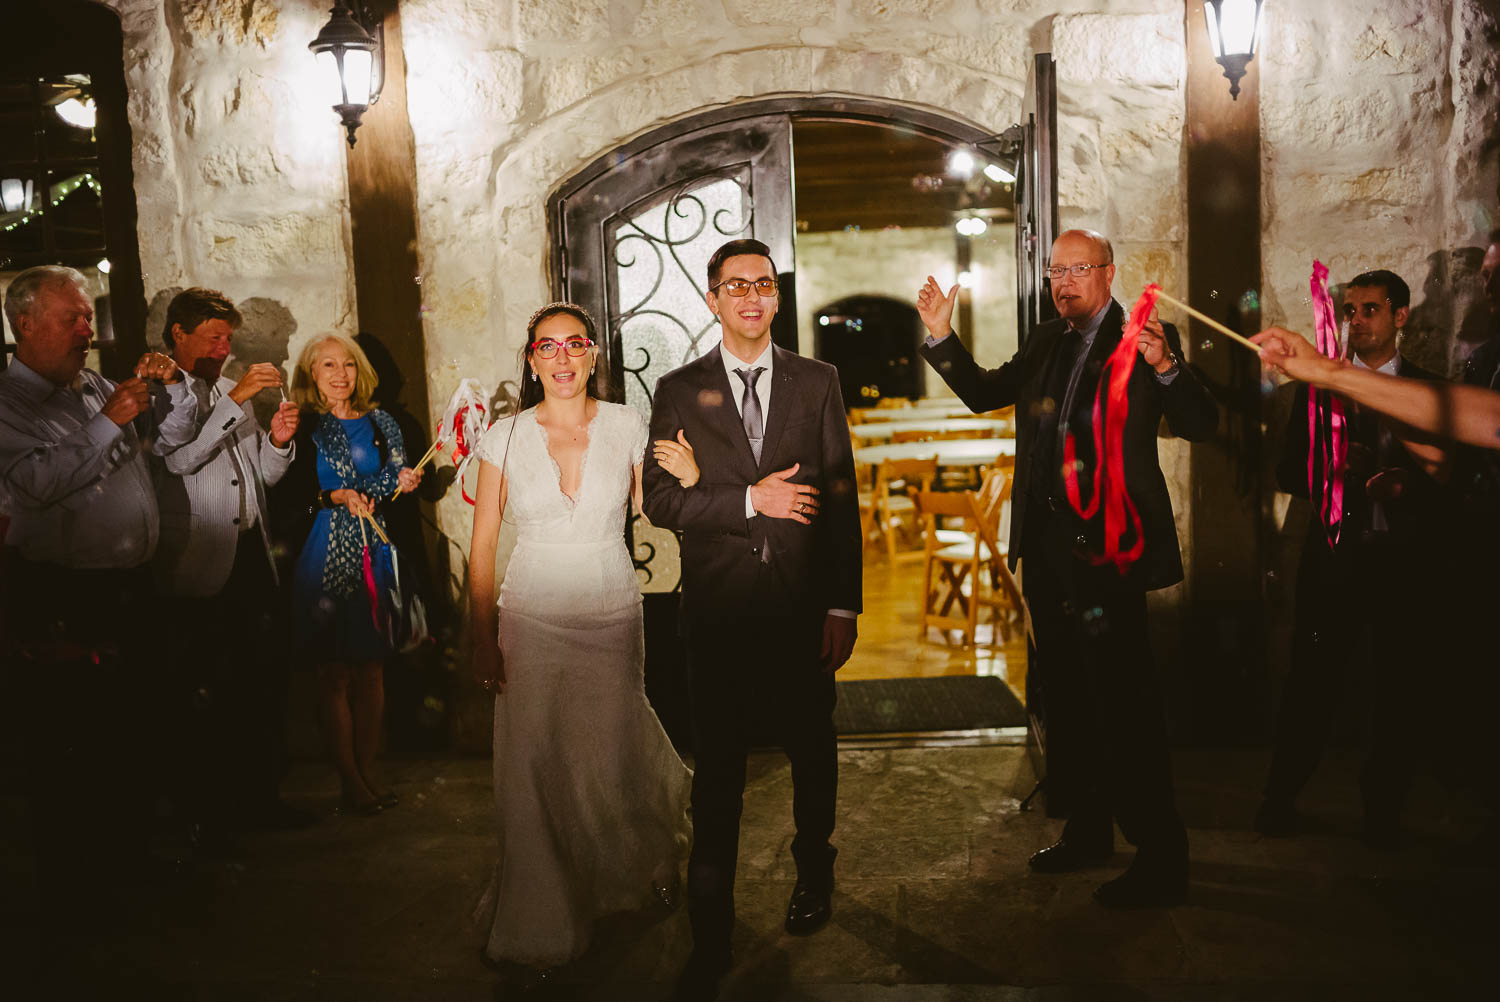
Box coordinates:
[168,530,289,830]
[684,609,838,955]
[2,556,157,903]
[1021,506,1186,858]
[1265,531,1420,820]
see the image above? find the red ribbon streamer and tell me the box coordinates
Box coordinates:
[1307,260,1346,550]
[449,406,482,505]
[1062,285,1160,574]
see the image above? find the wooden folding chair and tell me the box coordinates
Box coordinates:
[915,488,985,644]
[873,457,937,562]
[916,466,1026,644]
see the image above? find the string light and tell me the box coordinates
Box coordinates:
[2,173,98,232]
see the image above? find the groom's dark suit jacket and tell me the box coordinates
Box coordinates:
[921,299,1218,591]
[641,344,862,629]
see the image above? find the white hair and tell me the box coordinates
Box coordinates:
[3,265,88,335]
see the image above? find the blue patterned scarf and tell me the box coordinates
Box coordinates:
[312,409,405,598]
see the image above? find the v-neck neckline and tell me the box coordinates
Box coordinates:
[535,402,600,506]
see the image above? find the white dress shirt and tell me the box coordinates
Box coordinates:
[0,358,198,568]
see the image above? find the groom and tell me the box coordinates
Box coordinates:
[643,238,862,999]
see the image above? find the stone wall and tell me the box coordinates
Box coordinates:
[102,0,355,376]
[1260,0,1500,375]
[396,0,1190,554]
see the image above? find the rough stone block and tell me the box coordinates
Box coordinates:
[192,213,346,277]
[407,47,525,135]
[723,0,835,28]
[178,0,280,46]
[516,0,612,43]
[1053,13,1182,89]
[848,0,957,21]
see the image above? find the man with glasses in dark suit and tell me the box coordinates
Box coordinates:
[643,238,862,1000]
[917,228,1217,907]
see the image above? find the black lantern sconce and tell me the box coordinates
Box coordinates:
[1203,0,1265,100]
[308,2,386,147]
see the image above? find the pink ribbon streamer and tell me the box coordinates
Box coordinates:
[1307,260,1346,549]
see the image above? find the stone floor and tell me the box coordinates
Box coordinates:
[4,741,1496,1001]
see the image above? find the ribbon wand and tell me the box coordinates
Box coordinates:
[1151,289,1260,353]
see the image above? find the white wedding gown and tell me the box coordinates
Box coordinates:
[471,401,691,967]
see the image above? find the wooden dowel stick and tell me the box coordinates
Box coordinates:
[1152,289,1261,354]
[359,510,391,545]
[412,438,443,471]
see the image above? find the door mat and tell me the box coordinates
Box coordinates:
[833,674,1026,735]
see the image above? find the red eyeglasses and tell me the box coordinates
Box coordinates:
[530,337,594,359]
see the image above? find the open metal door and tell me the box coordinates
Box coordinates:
[1014,52,1060,804]
[551,114,796,596]
[1015,53,1060,348]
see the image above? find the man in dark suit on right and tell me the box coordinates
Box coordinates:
[1254,269,1447,846]
[917,228,1218,906]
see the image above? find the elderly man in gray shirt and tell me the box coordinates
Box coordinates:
[0,264,196,910]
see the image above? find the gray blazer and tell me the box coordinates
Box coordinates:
[153,375,293,597]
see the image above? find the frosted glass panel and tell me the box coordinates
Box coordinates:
[612,171,750,422]
[607,169,752,593]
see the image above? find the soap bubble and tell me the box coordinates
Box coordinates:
[1200,340,1215,352]
[1209,289,1220,299]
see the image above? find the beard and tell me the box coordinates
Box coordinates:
[191,356,226,382]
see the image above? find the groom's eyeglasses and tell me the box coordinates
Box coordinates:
[530,337,594,358]
[711,278,778,297]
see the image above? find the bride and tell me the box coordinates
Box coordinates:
[468,302,693,970]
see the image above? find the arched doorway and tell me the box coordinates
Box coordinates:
[813,294,926,405]
[548,78,1057,747]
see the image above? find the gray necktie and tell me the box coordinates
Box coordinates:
[734,366,765,463]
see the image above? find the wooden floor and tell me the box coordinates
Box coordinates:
[839,549,1028,705]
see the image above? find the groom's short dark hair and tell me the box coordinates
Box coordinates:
[707,239,777,288]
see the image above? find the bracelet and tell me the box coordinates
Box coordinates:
[320,489,336,509]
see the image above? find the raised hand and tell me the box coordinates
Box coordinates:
[101,377,152,426]
[1136,308,1174,372]
[396,466,423,494]
[133,352,180,383]
[269,401,299,447]
[1252,326,1338,385]
[750,462,819,524]
[916,275,960,341]
[653,429,700,488]
[229,362,286,404]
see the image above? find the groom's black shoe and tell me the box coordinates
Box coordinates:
[1028,836,1113,873]
[784,880,833,936]
[673,948,731,1002]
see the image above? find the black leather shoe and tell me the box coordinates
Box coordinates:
[784,880,832,935]
[1028,837,1113,873]
[673,949,731,1002]
[1093,858,1188,908]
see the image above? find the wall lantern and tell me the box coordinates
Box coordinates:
[1203,0,1264,100]
[308,1,385,147]
[1,178,33,214]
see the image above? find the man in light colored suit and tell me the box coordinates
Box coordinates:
[154,288,308,843]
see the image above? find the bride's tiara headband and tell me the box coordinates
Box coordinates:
[526,302,598,340]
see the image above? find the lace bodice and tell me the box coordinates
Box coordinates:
[474,401,648,616]
[474,401,646,542]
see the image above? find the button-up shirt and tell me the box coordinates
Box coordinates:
[0,359,197,568]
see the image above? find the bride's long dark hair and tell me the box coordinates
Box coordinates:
[516,302,605,412]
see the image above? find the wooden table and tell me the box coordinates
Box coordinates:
[853,438,1016,468]
[849,418,1010,441]
[854,404,979,422]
